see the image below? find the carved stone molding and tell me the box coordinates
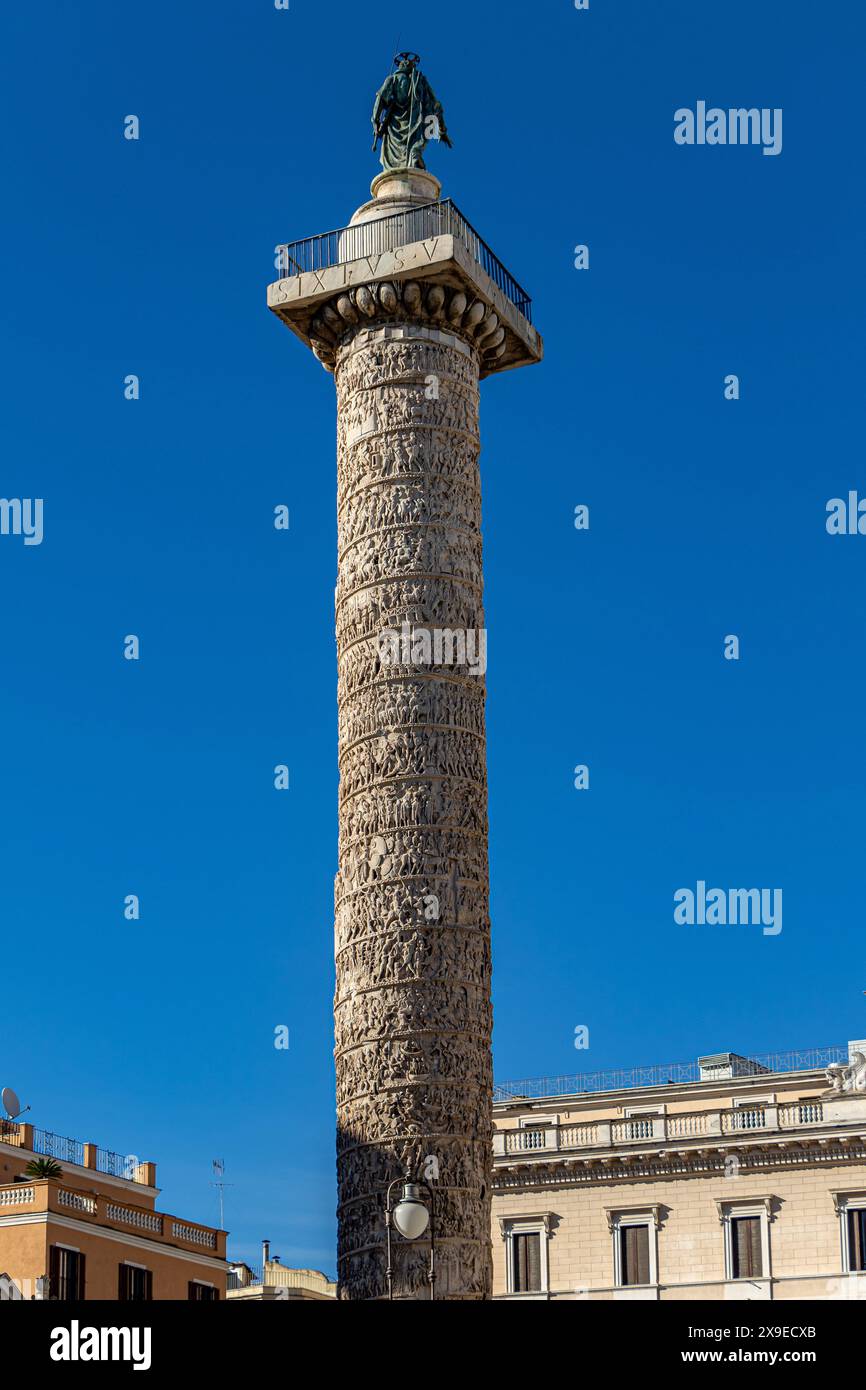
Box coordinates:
[309,279,508,374]
[494,1139,866,1192]
[334,322,492,1300]
[714,1195,777,1224]
[604,1203,665,1233]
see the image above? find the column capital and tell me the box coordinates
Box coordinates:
[269,208,542,378]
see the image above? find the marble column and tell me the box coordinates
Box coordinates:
[268,170,541,1300]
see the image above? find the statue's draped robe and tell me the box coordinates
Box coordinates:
[374,68,445,171]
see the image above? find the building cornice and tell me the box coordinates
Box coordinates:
[494,1135,866,1191]
[0,1211,226,1272]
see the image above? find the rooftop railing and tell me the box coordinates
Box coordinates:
[0,1120,150,1185]
[274,198,533,324]
[493,1045,848,1102]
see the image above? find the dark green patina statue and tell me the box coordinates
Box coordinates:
[371,52,452,172]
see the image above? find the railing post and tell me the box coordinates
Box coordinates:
[83,1143,98,1170]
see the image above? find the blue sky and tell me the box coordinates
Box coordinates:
[1,0,863,1276]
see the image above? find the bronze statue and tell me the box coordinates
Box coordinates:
[371,52,452,172]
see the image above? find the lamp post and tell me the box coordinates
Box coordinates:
[384,1172,436,1301]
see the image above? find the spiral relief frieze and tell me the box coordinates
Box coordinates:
[334,309,492,1300]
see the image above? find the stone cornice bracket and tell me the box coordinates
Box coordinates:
[498,1212,554,1237]
[830,1188,866,1216]
[307,279,507,375]
[603,1203,664,1233]
[714,1194,777,1224]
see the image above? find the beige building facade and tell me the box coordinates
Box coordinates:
[492,1041,866,1301]
[0,1118,227,1301]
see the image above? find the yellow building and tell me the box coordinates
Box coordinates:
[0,1118,227,1301]
[492,1040,866,1301]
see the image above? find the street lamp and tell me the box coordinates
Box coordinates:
[384,1171,435,1300]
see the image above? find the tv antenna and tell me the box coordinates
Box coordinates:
[1,1088,30,1122]
[210,1159,233,1230]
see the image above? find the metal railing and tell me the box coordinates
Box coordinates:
[12,1127,150,1185]
[97,1148,139,1180]
[274,198,533,323]
[34,1130,84,1166]
[493,1046,847,1102]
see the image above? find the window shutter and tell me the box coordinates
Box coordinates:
[76,1252,86,1301]
[621,1224,650,1285]
[526,1233,541,1290]
[733,1219,747,1276]
[850,1211,866,1271]
[49,1247,59,1300]
[636,1225,650,1284]
[144,1269,153,1301]
[733,1217,762,1278]
[119,1264,127,1300]
[621,1227,632,1284]
[513,1233,541,1292]
[749,1217,762,1277]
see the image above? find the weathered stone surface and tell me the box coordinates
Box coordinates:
[333,317,492,1300]
[269,167,541,1299]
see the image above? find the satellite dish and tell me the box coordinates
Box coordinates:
[2,1089,21,1121]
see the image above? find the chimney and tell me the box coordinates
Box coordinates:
[262,1239,270,1269]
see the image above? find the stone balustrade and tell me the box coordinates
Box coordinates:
[0,1180,224,1257]
[494,1101,836,1157]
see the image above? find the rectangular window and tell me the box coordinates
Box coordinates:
[731,1216,763,1278]
[119,1265,153,1301]
[49,1247,85,1301]
[512,1233,541,1293]
[188,1281,219,1301]
[620,1224,650,1286]
[848,1209,866,1272]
